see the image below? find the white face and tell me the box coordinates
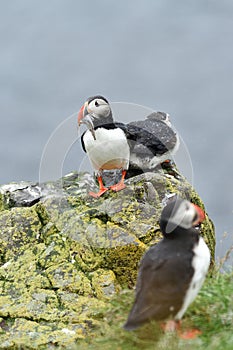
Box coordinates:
[87,98,111,119]
[165,199,198,233]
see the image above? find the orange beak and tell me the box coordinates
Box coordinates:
[192,204,206,225]
[78,105,85,126]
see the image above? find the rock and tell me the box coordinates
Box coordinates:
[90,268,121,299]
[0,207,42,262]
[0,182,41,208]
[0,167,215,348]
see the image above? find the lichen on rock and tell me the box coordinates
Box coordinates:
[0,167,215,348]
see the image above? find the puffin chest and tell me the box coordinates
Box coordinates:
[83,127,130,170]
[175,237,210,320]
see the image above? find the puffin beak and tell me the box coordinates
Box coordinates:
[79,114,94,129]
[192,204,205,225]
[78,105,85,126]
[77,103,96,140]
[78,101,91,126]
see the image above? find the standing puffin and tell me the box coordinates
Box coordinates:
[78,95,179,197]
[78,95,130,198]
[124,196,210,339]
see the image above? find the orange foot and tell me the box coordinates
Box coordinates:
[89,176,109,198]
[89,187,108,198]
[160,320,201,340]
[178,329,202,340]
[110,182,126,192]
[110,169,127,192]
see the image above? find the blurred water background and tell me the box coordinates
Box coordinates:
[0,0,232,265]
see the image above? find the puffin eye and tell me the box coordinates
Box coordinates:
[95,100,99,107]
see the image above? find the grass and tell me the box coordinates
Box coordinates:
[74,267,233,350]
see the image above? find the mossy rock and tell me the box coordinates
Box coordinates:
[0,168,215,348]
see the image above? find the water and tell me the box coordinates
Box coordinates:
[0,0,232,265]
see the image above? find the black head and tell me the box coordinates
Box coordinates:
[160,196,205,236]
[87,95,109,105]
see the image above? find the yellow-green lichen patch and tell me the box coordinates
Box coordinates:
[91,223,146,288]
[34,202,50,226]
[95,195,161,244]
[59,213,105,271]
[57,291,106,320]
[0,282,60,321]
[37,235,70,269]
[65,214,147,287]
[98,242,146,288]
[0,318,89,349]
[41,195,74,225]
[0,244,50,289]
[72,241,104,272]
[90,269,121,300]
[84,220,143,249]
[0,207,42,260]
[187,185,216,261]
[0,193,4,212]
[118,201,161,243]
[0,278,104,333]
[58,209,94,239]
[200,216,216,261]
[46,262,93,295]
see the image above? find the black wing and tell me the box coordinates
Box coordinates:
[126,112,178,157]
[124,242,194,330]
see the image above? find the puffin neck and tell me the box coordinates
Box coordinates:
[160,219,197,239]
[93,113,114,128]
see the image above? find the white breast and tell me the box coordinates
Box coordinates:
[83,127,130,171]
[175,237,210,320]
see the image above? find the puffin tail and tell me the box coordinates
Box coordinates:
[123,319,141,331]
[123,301,152,331]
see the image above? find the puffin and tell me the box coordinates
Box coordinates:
[124,196,210,339]
[78,95,130,198]
[127,111,179,174]
[78,95,179,198]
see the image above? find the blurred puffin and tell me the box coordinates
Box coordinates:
[78,95,179,198]
[124,196,210,339]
